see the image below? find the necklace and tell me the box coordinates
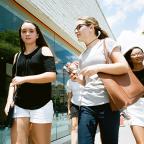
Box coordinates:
[86,38,98,47]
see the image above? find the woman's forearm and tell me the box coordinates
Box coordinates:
[97,63,129,75]
[6,83,15,103]
[12,72,56,85]
[25,72,56,83]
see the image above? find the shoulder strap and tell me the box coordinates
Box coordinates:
[14,52,21,76]
[13,52,21,99]
[103,39,110,64]
[13,52,20,64]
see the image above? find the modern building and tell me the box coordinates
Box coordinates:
[0,0,114,143]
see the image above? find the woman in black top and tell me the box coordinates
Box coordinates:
[5,20,56,144]
[124,47,144,144]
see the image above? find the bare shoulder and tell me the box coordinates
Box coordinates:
[42,46,53,56]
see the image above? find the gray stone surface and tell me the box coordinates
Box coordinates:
[95,121,135,144]
[0,121,136,144]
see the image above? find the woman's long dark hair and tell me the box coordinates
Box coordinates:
[78,16,109,39]
[19,20,48,52]
[124,47,143,69]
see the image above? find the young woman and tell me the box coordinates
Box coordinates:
[66,78,81,144]
[71,16,129,144]
[124,47,144,144]
[65,61,81,144]
[5,20,56,144]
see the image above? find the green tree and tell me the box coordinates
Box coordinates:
[0,30,20,63]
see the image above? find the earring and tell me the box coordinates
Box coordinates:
[97,31,101,38]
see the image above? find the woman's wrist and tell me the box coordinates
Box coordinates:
[7,98,13,104]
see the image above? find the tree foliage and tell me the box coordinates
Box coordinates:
[0,30,20,63]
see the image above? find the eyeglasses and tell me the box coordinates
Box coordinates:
[75,24,86,31]
[131,52,144,57]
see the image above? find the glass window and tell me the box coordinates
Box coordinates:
[0,3,78,142]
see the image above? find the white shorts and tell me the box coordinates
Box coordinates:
[13,100,54,123]
[127,98,144,127]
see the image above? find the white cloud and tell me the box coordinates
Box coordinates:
[100,0,144,28]
[101,0,127,7]
[107,11,126,27]
[98,0,144,54]
[102,0,144,12]
[136,13,144,33]
[126,0,144,12]
[117,30,144,53]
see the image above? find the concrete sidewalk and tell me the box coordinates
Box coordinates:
[118,124,135,144]
[95,121,135,144]
[52,120,136,144]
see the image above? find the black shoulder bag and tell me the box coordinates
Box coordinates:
[5,52,20,128]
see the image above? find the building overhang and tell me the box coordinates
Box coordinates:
[12,0,85,55]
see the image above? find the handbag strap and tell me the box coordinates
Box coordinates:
[13,52,21,98]
[103,39,110,64]
[14,52,21,76]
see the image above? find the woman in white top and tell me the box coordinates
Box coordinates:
[124,47,144,144]
[70,16,129,144]
[65,61,81,144]
[66,79,81,144]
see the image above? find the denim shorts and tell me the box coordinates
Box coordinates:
[13,100,54,123]
[70,103,79,119]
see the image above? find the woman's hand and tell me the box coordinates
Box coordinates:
[80,65,99,78]
[4,100,14,115]
[70,72,85,85]
[12,76,26,86]
[5,83,15,115]
[70,72,78,81]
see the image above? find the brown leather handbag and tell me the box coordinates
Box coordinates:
[98,40,144,111]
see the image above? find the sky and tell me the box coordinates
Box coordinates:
[97,0,144,53]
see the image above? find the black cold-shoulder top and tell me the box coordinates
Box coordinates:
[12,47,56,109]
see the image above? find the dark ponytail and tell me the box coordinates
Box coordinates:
[95,26,108,39]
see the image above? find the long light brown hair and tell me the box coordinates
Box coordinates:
[78,16,109,39]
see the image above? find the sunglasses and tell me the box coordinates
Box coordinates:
[75,24,87,31]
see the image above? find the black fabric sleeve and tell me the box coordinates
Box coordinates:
[42,55,56,72]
